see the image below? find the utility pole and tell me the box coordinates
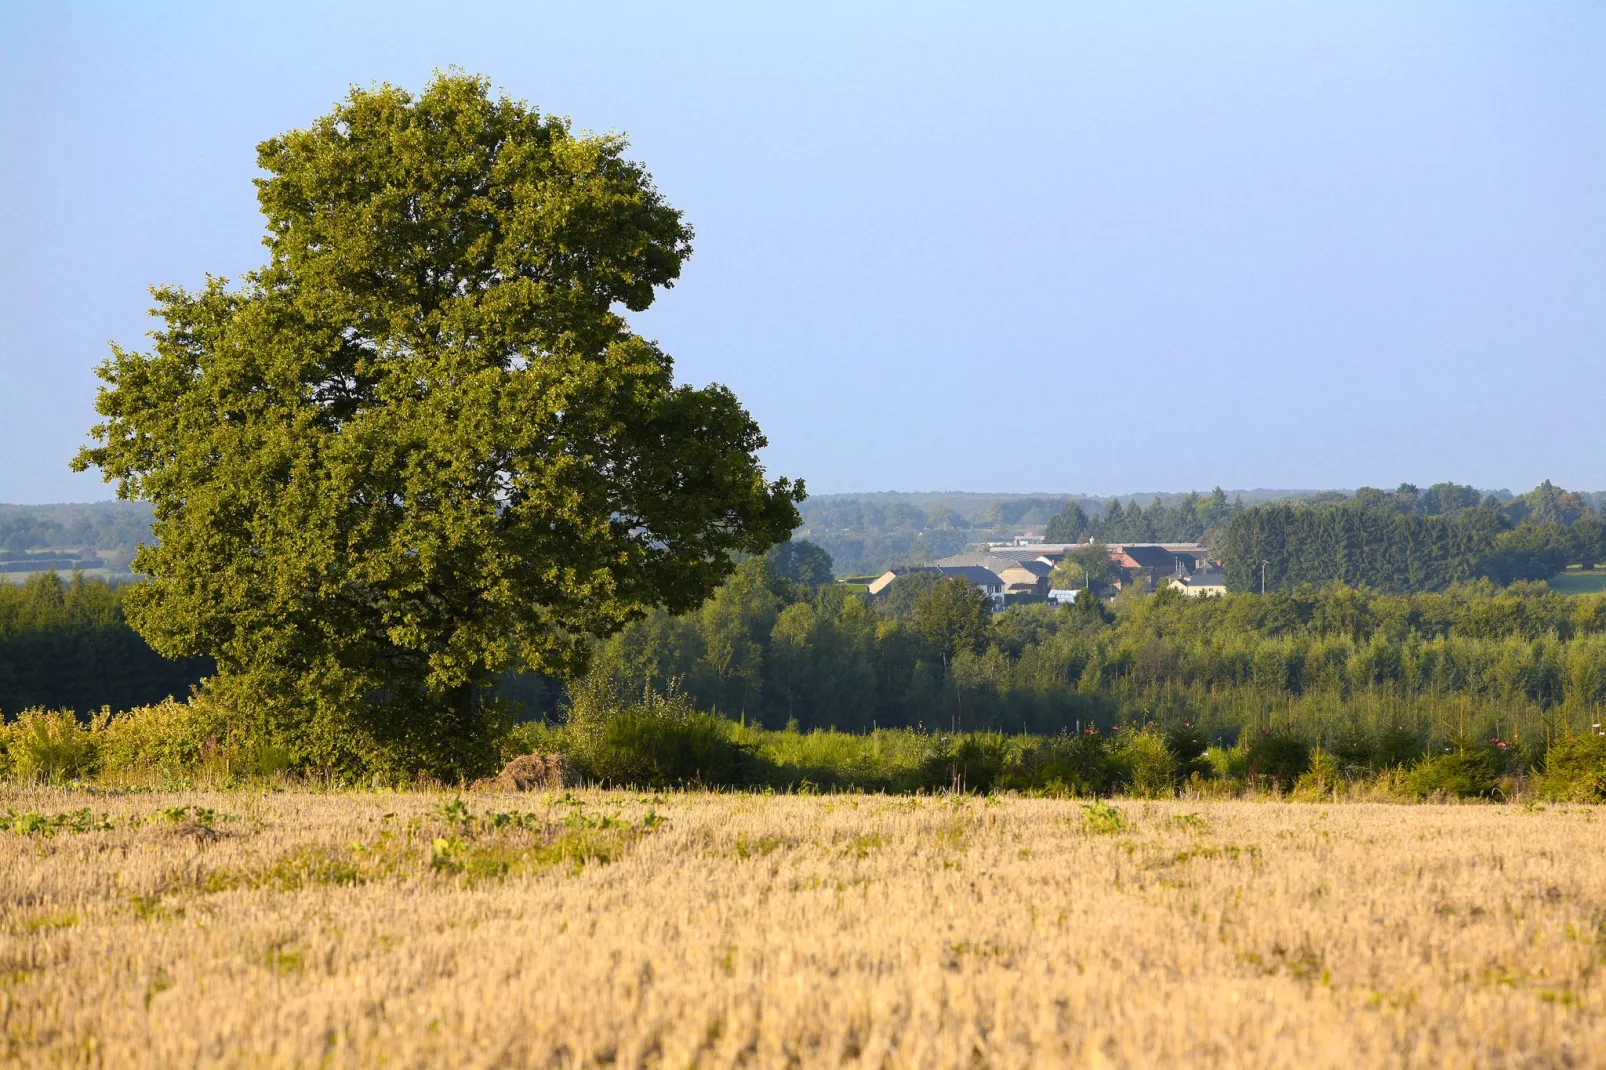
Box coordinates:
[1261,559,1269,595]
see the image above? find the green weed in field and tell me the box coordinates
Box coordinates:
[1083,801,1127,834]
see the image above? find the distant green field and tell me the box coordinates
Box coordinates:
[1548,570,1606,595]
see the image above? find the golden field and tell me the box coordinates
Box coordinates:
[2,788,1604,1068]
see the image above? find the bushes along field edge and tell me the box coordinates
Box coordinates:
[4,688,1606,802]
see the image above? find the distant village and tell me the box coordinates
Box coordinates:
[863,537,1226,610]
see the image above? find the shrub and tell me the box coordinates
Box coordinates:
[97,696,282,783]
[1291,748,1344,801]
[1241,728,1311,790]
[1163,721,1212,780]
[1534,733,1606,802]
[914,735,1010,793]
[1372,722,1426,769]
[1004,731,1118,796]
[562,680,757,788]
[3,709,100,782]
[741,727,933,791]
[1204,745,1246,782]
[1112,727,1178,798]
[1402,749,1499,799]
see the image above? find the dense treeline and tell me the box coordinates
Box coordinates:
[1044,487,1242,544]
[0,572,209,714]
[1038,483,1504,547]
[580,547,1606,751]
[0,502,153,553]
[1222,481,1605,593]
[9,550,1606,793]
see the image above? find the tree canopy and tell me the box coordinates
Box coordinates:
[73,73,802,775]
[1220,486,1603,594]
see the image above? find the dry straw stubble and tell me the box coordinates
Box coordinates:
[1,788,1603,1067]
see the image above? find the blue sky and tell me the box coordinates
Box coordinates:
[1,2,1601,503]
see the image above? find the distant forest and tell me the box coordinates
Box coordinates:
[798,482,1606,578]
[0,571,211,713]
[5,480,1605,721]
[1222,481,1605,594]
[9,485,1604,585]
[0,502,152,577]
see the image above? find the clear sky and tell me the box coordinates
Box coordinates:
[1,1,1601,504]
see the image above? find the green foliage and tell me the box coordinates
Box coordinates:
[4,709,101,782]
[587,555,1606,749]
[1290,748,1345,800]
[878,569,944,620]
[1082,800,1127,834]
[0,695,287,787]
[1401,749,1500,799]
[0,572,209,716]
[1111,727,1178,798]
[72,72,800,779]
[561,679,756,788]
[1240,728,1312,789]
[730,725,935,791]
[1163,721,1211,780]
[1224,483,1604,594]
[1063,589,1115,628]
[914,735,1010,793]
[796,494,1058,576]
[1059,543,1119,591]
[0,501,152,556]
[1223,502,1502,593]
[0,809,117,836]
[1044,501,1088,542]
[1007,732,1120,796]
[97,695,290,782]
[766,540,834,587]
[1534,733,1606,802]
[910,579,993,664]
[8,698,1606,802]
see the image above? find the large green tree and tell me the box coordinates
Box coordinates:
[74,73,802,775]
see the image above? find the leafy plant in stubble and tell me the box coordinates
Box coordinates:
[71,71,801,781]
[427,799,653,883]
[0,809,116,837]
[1083,800,1127,834]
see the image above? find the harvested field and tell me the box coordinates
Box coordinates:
[2,789,1603,1067]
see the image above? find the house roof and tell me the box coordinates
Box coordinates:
[1114,544,1188,570]
[867,565,935,595]
[973,547,1059,568]
[934,565,1005,588]
[934,553,1052,578]
[870,563,1007,594]
[1188,568,1226,588]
